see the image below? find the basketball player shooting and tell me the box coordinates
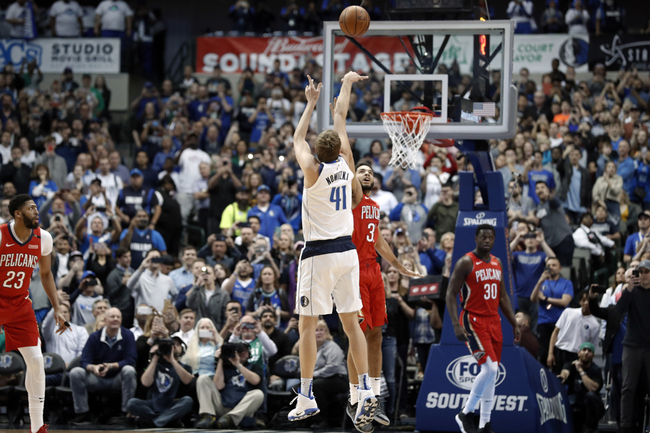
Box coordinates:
[288,72,379,431]
[446,224,520,433]
[1,194,70,433]
[347,161,422,429]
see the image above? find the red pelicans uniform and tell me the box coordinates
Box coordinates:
[459,251,503,365]
[352,194,386,330]
[0,222,52,351]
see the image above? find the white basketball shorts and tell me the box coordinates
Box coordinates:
[295,235,362,316]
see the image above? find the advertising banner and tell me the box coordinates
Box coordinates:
[589,34,650,71]
[196,34,589,75]
[0,38,121,73]
[416,345,573,433]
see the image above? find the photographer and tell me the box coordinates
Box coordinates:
[195,342,264,429]
[71,271,104,326]
[126,337,193,428]
[127,249,177,313]
[186,264,231,330]
[228,315,277,371]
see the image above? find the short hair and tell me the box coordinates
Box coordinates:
[546,256,560,266]
[226,299,242,309]
[535,180,549,188]
[475,224,495,237]
[517,310,531,323]
[315,129,341,163]
[181,245,197,255]
[145,248,161,257]
[356,161,373,172]
[8,194,34,217]
[248,215,261,224]
[179,308,196,318]
[92,298,110,311]
[115,247,130,259]
[260,307,277,319]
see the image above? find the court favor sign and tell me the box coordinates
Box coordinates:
[196,34,588,75]
[0,38,121,73]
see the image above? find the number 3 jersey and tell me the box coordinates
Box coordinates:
[352,194,380,263]
[461,252,502,317]
[0,222,52,299]
[302,156,354,242]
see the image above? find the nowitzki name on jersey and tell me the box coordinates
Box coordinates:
[360,205,380,220]
[474,267,502,283]
[0,252,39,268]
[325,171,350,185]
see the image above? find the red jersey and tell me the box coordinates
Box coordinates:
[460,252,502,316]
[0,223,43,299]
[352,195,381,263]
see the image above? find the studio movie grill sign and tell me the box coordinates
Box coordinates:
[463,212,497,227]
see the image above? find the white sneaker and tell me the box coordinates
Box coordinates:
[355,388,378,430]
[287,391,320,421]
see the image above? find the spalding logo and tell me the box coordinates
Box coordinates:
[476,212,486,219]
[540,368,549,393]
[446,355,506,391]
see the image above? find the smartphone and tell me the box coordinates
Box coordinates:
[545,266,550,273]
[137,306,153,315]
[633,269,640,278]
[198,330,213,339]
[592,285,607,294]
[263,297,271,306]
[96,206,106,213]
[404,246,414,254]
[151,257,164,264]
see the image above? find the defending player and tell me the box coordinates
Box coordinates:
[347,162,421,428]
[1,194,69,433]
[288,73,378,431]
[446,224,520,433]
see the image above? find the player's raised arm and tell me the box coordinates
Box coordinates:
[332,71,367,170]
[496,257,521,342]
[293,76,321,188]
[445,256,473,342]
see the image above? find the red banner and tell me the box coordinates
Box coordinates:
[196,35,415,75]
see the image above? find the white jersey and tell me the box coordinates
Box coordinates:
[302,156,354,242]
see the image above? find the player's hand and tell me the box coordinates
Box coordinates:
[547,353,555,368]
[513,324,521,343]
[305,75,322,104]
[397,263,422,279]
[342,71,369,83]
[453,324,469,342]
[329,96,337,118]
[54,308,71,335]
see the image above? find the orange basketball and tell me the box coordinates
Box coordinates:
[339,5,370,37]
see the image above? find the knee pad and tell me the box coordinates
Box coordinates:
[30,355,45,383]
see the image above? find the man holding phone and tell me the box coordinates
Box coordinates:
[127,249,177,313]
[228,315,277,372]
[71,271,104,327]
[389,185,428,245]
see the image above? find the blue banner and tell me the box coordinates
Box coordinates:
[23,1,37,40]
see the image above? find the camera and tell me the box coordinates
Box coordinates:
[220,342,238,360]
[154,338,173,357]
[96,206,106,213]
[404,246,414,254]
[633,269,640,278]
[241,322,256,330]
[201,266,209,273]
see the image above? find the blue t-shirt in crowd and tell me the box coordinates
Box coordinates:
[247,204,287,245]
[251,111,270,143]
[537,277,574,325]
[232,278,256,313]
[187,99,210,122]
[527,169,555,205]
[512,250,547,299]
[119,228,167,268]
[29,180,58,209]
[624,232,645,257]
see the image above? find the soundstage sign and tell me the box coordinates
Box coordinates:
[0,38,121,73]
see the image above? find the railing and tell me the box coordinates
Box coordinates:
[164,41,193,86]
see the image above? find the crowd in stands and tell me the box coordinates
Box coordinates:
[0,1,648,432]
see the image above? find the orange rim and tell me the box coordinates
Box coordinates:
[381,111,434,135]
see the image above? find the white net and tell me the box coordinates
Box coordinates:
[381,112,433,169]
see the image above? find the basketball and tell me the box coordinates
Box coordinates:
[339,6,370,38]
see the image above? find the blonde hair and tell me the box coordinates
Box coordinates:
[315,130,341,162]
[143,311,163,337]
[315,320,333,341]
[182,318,223,373]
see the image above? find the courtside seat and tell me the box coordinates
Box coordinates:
[0,352,26,424]
[15,353,66,424]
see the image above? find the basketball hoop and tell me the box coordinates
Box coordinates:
[381,109,434,169]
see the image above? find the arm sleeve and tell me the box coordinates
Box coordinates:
[389,203,404,221]
[257,330,278,357]
[41,229,53,256]
[563,280,574,298]
[79,334,95,369]
[555,308,569,330]
[118,332,137,369]
[76,327,89,358]
[152,230,167,251]
[624,236,635,256]
[42,307,56,339]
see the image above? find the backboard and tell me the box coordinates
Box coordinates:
[319,20,517,140]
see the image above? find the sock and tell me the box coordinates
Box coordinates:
[300,377,313,398]
[370,377,381,397]
[358,373,370,391]
[478,399,493,429]
[349,383,358,404]
[29,396,44,432]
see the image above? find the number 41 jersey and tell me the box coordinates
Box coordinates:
[461,252,502,317]
[302,156,354,242]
